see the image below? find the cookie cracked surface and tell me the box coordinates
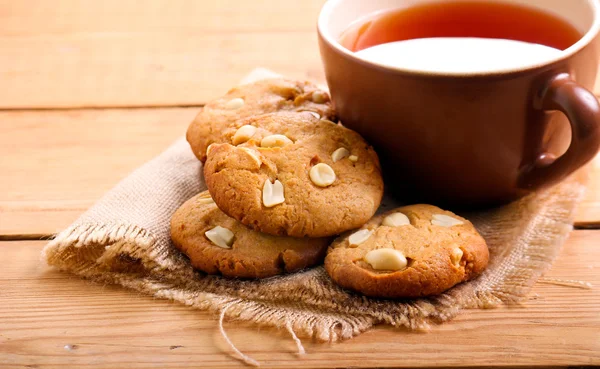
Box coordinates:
[186,78,336,162]
[203,111,384,238]
[324,204,489,298]
[170,191,331,279]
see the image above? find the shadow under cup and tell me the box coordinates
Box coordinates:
[318,0,600,208]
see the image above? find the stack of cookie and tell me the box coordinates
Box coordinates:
[171,79,489,298]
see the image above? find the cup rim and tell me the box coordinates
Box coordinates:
[317,0,600,77]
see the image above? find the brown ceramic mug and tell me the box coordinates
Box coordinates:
[318,0,600,207]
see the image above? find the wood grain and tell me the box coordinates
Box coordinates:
[2,109,600,236]
[0,0,326,109]
[574,157,600,227]
[3,0,600,109]
[0,108,196,235]
[0,230,598,368]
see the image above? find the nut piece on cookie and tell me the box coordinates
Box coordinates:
[203,111,384,238]
[170,191,332,279]
[225,97,245,110]
[451,247,464,267]
[263,179,285,207]
[232,125,257,145]
[348,229,372,247]
[364,248,408,271]
[309,163,336,187]
[325,204,489,298]
[261,134,293,148]
[381,212,410,227]
[238,147,262,167]
[311,90,329,104]
[186,78,336,162]
[205,226,234,249]
[331,147,350,162]
[197,191,215,205]
[431,214,464,227]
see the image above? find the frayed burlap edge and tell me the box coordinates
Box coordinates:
[42,173,587,344]
[41,224,377,340]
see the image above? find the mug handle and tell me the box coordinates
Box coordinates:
[518,73,600,190]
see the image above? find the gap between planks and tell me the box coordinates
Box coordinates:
[0,93,598,112]
[0,234,55,242]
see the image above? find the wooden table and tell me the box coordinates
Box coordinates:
[1,1,599,368]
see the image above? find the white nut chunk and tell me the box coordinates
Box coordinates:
[261,134,293,148]
[331,147,350,162]
[348,155,358,162]
[364,248,408,271]
[312,90,328,103]
[262,179,285,207]
[197,193,215,205]
[451,247,463,267]
[225,97,245,110]
[382,212,410,227]
[238,147,262,167]
[232,125,257,145]
[306,111,321,119]
[431,214,464,227]
[205,226,235,249]
[348,229,372,246]
[197,197,214,205]
[309,163,336,187]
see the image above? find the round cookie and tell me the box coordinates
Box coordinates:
[324,204,489,298]
[170,191,331,279]
[186,78,335,162]
[203,111,384,238]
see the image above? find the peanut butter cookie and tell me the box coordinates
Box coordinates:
[325,204,489,298]
[203,111,384,237]
[170,191,331,279]
[186,78,335,162]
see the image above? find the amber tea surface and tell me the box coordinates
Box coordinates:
[340,1,582,53]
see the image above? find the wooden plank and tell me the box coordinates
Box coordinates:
[0,0,326,108]
[0,108,196,235]
[2,109,600,236]
[2,0,600,109]
[0,230,598,368]
[574,156,600,227]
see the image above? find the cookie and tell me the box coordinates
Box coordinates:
[170,191,331,279]
[203,111,384,238]
[324,204,489,298]
[186,78,335,162]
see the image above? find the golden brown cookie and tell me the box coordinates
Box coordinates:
[324,204,489,298]
[186,78,335,162]
[203,111,384,238]
[170,191,331,279]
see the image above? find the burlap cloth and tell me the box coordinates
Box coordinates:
[42,69,589,364]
